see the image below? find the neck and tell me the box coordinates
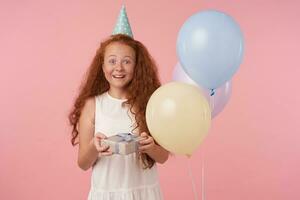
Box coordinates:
[107,88,128,100]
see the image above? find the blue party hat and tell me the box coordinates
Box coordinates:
[112,5,133,38]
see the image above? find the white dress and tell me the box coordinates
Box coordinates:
[88,92,163,200]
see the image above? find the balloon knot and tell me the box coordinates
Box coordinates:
[210,89,215,96]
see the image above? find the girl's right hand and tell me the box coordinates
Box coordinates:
[93,132,113,157]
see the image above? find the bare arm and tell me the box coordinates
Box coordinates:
[145,144,169,164]
[77,98,112,171]
[139,132,169,164]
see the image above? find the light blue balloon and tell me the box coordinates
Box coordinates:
[176,10,244,89]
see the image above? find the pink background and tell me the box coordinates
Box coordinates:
[1,0,299,199]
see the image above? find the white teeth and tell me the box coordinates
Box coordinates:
[112,75,125,78]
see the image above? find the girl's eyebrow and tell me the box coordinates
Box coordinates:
[124,56,134,59]
[108,55,133,58]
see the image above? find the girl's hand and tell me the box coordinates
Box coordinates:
[138,132,156,154]
[93,132,113,157]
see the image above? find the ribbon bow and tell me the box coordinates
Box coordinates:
[117,132,137,142]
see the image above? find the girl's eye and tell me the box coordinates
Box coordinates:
[108,59,116,64]
[123,60,131,64]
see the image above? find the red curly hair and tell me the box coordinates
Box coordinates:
[68,34,161,169]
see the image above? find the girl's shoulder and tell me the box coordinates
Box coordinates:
[81,97,96,120]
[84,97,96,108]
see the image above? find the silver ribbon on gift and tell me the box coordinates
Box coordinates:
[117,132,137,142]
[115,133,139,154]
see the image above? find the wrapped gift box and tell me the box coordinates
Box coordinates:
[101,133,142,155]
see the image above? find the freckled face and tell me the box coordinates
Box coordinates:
[102,42,136,90]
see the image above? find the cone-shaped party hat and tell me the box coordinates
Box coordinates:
[112,5,133,38]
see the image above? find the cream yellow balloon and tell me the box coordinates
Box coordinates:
[146,82,211,156]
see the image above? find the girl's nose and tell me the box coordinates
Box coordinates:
[115,62,123,71]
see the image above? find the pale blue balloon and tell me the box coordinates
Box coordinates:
[176,10,244,89]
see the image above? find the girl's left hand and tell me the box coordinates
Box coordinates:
[138,132,156,153]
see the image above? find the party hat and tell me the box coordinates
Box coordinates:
[112,5,133,38]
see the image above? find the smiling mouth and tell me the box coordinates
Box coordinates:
[112,75,125,79]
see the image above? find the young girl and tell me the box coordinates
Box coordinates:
[69,34,169,200]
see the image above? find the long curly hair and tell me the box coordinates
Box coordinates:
[68,34,161,169]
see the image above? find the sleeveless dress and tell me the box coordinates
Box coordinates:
[88,92,163,200]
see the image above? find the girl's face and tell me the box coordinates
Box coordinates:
[103,42,136,92]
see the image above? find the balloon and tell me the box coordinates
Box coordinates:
[176,10,244,89]
[146,82,211,156]
[172,63,232,118]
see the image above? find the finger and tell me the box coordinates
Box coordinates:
[140,132,148,138]
[139,143,154,151]
[94,138,102,151]
[99,151,113,156]
[139,137,153,145]
[95,132,107,139]
[99,145,110,152]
